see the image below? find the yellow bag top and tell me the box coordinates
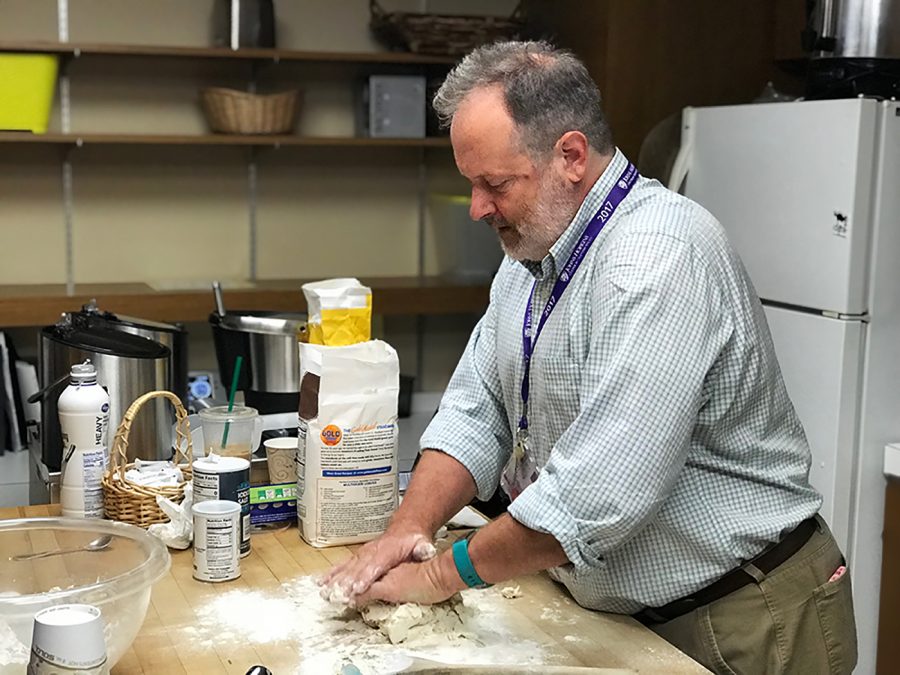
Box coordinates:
[302,278,372,346]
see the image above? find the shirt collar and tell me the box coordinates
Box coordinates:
[521,148,629,280]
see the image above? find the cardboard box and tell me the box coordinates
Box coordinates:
[249,483,296,525]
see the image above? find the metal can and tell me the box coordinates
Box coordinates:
[193,455,251,557]
[192,500,241,582]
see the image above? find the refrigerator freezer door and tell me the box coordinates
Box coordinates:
[683,99,878,315]
[763,305,864,551]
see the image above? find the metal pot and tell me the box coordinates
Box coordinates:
[817,0,900,58]
[39,317,171,471]
[804,0,900,98]
[209,311,306,414]
[209,311,307,414]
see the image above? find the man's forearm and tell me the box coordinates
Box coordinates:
[390,449,477,537]
[434,512,571,594]
[467,513,569,582]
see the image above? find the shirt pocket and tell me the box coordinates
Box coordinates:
[531,343,583,439]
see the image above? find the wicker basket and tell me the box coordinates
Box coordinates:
[201,87,300,135]
[369,0,525,57]
[102,390,193,528]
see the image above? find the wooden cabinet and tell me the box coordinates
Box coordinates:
[521,0,804,160]
[878,478,900,672]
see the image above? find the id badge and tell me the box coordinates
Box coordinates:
[500,429,539,501]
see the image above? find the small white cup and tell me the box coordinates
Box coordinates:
[263,437,298,484]
[29,604,107,671]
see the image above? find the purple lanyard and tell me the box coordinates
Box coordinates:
[519,162,638,432]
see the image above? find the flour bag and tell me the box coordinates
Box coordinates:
[297,339,399,547]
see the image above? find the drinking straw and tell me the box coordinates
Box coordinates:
[221,355,243,449]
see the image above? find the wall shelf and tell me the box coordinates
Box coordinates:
[0,41,457,65]
[0,277,490,327]
[0,132,451,148]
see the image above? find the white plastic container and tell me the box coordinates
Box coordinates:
[58,361,110,519]
[192,500,241,582]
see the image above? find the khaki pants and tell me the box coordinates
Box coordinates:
[650,517,857,675]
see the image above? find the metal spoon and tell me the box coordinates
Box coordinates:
[11,535,113,561]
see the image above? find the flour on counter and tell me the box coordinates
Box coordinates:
[184,577,556,674]
[0,622,28,671]
[540,605,578,625]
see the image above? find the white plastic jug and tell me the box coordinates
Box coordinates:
[58,361,110,519]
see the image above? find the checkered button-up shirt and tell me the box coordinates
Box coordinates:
[420,150,822,613]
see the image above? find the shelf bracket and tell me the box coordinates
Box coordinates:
[415,146,427,388]
[57,0,76,295]
[249,55,279,80]
[61,159,75,295]
[56,0,69,42]
[247,146,259,282]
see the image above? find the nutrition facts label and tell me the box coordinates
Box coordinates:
[194,513,240,582]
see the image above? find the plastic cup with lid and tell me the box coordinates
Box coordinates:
[197,405,262,462]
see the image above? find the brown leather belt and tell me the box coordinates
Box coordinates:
[634,517,819,626]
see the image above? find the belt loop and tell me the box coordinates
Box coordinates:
[742,562,766,584]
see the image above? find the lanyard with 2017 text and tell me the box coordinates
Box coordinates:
[515,162,638,458]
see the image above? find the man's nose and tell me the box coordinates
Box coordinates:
[470,186,496,221]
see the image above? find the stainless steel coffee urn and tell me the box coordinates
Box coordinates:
[39,314,172,471]
[77,301,188,403]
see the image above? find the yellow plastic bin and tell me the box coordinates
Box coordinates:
[0,54,58,134]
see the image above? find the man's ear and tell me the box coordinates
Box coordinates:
[556,131,589,182]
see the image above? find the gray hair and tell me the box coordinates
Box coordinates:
[432,41,614,159]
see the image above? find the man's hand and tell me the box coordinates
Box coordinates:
[354,553,465,606]
[319,450,479,605]
[320,529,437,603]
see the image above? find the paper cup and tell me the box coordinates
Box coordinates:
[264,437,298,484]
[29,604,107,670]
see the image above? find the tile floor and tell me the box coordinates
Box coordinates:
[0,449,30,507]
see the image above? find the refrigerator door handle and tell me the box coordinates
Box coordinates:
[667,106,695,194]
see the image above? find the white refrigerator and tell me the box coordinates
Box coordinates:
[670,97,900,674]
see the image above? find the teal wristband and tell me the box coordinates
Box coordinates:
[452,533,491,589]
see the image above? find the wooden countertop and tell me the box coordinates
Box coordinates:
[2,505,708,674]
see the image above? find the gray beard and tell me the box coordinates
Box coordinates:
[500,189,582,261]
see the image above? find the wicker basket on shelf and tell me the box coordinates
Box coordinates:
[369,0,526,57]
[101,390,193,528]
[200,87,300,135]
